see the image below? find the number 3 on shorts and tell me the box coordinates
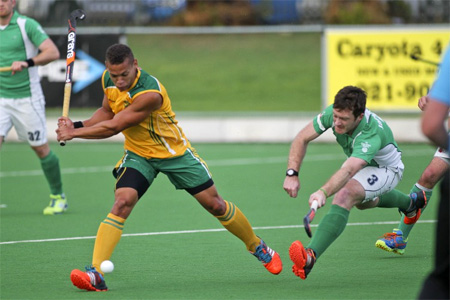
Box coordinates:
[367,174,378,185]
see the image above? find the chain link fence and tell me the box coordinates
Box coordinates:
[17,0,450,27]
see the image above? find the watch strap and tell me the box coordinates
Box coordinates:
[286,169,299,177]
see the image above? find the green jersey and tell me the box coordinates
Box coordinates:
[313,105,403,169]
[0,11,49,98]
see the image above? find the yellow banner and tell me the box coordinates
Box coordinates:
[324,28,450,110]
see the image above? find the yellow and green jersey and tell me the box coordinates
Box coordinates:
[102,68,191,159]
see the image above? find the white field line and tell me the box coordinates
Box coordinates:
[0,219,436,246]
[0,149,434,178]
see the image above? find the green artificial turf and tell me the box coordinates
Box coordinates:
[0,142,439,299]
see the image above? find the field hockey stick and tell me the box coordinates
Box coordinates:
[410,54,440,67]
[60,9,86,146]
[0,66,12,72]
[303,200,319,238]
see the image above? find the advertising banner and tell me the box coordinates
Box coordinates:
[323,27,450,111]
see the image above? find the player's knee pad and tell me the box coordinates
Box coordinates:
[185,178,214,195]
[115,167,150,199]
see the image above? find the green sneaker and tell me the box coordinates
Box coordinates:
[43,194,68,215]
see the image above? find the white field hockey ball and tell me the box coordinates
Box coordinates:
[100,260,114,273]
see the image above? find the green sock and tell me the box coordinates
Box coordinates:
[376,189,410,211]
[40,150,63,195]
[398,184,433,238]
[307,204,349,259]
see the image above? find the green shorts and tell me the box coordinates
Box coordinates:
[113,148,213,191]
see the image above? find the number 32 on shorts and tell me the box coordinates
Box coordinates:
[28,130,41,141]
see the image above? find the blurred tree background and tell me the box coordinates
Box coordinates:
[17,0,450,27]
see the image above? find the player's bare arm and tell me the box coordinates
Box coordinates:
[82,95,116,127]
[417,95,430,111]
[422,99,449,150]
[107,92,163,132]
[57,95,114,129]
[311,156,367,207]
[284,121,320,198]
[11,38,59,74]
[57,92,162,141]
[35,38,60,65]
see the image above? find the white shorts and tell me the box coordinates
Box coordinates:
[353,166,404,203]
[434,147,450,165]
[0,96,48,146]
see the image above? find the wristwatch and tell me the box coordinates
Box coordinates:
[286,169,299,177]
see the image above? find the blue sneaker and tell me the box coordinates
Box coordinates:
[375,229,407,255]
[70,265,108,291]
[250,238,282,275]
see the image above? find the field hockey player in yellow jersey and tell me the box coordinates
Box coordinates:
[56,44,282,292]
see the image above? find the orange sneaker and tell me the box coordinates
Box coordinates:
[402,191,427,225]
[251,238,282,275]
[70,266,108,292]
[289,240,316,280]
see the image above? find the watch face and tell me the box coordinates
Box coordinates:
[287,169,298,176]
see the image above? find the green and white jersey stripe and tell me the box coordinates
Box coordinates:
[313,105,403,169]
[0,11,48,99]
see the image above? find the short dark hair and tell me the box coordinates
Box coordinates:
[333,86,367,118]
[105,44,134,65]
